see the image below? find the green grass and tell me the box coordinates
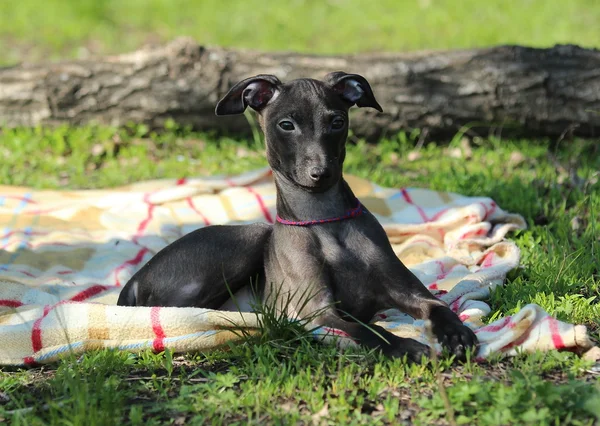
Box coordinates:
[1,0,599,65]
[1,125,599,424]
[2,346,599,425]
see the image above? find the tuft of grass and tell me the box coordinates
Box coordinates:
[0,0,599,65]
[224,278,328,350]
[0,125,599,424]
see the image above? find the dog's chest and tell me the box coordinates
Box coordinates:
[319,231,371,270]
[317,227,386,288]
[315,230,386,321]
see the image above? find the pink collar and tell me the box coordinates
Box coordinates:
[276,199,364,226]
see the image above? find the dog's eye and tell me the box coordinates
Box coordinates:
[331,118,345,130]
[278,121,295,131]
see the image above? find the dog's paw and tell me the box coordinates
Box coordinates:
[385,337,430,363]
[429,306,478,362]
[361,325,430,363]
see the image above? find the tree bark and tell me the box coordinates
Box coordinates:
[1,37,599,140]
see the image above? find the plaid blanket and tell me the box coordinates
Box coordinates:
[0,168,594,365]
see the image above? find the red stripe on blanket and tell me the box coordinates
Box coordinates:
[449,286,480,313]
[399,189,450,226]
[70,285,109,302]
[429,208,451,222]
[481,252,495,268]
[399,188,414,204]
[225,178,273,223]
[29,285,111,354]
[246,186,274,223]
[23,356,37,366]
[435,260,448,275]
[400,188,428,222]
[151,307,166,352]
[0,299,23,307]
[114,248,150,286]
[137,194,155,235]
[460,228,488,240]
[499,328,530,352]
[450,298,461,312]
[186,197,211,226]
[548,317,565,349]
[480,201,497,220]
[2,195,38,204]
[31,305,52,352]
[435,260,457,280]
[475,316,513,334]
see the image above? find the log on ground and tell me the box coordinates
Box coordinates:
[1,37,599,140]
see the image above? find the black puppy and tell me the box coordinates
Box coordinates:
[118,72,477,361]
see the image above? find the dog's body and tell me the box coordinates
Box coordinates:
[118,72,477,361]
[117,223,271,308]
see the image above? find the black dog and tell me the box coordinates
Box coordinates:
[118,72,477,361]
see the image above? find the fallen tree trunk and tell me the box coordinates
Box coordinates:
[1,37,599,140]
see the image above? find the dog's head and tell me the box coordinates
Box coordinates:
[216,72,382,192]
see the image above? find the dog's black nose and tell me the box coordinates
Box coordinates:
[309,167,332,182]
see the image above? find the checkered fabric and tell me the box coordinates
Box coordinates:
[0,168,594,365]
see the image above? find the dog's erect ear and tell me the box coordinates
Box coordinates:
[324,72,383,112]
[215,74,281,115]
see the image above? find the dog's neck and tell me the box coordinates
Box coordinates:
[272,171,358,223]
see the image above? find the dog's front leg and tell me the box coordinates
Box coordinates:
[310,309,430,363]
[263,276,430,362]
[382,260,478,361]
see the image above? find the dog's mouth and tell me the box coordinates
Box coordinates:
[276,168,339,193]
[290,174,338,193]
[295,181,330,193]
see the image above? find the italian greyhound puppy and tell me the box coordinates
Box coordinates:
[117,72,477,361]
